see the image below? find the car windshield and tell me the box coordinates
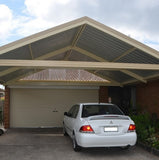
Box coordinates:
[82,104,124,118]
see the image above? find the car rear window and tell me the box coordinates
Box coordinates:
[82,104,124,118]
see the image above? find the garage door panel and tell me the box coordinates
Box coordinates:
[10,88,98,127]
[13,108,59,127]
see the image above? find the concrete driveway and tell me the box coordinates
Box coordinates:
[0,128,158,160]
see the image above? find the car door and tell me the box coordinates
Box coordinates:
[69,105,79,136]
[64,106,74,136]
[64,105,79,137]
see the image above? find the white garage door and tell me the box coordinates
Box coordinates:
[10,87,98,128]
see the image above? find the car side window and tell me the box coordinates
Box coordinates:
[72,105,79,118]
[67,106,74,117]
[67,105,79,118]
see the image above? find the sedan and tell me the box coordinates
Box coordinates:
[0,126,5,136]
[63,103,137,151]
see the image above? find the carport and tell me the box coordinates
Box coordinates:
[0,16,159,129]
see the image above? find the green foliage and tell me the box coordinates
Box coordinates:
[131,113,159,150]
[131,113,152,142]
[153,140,159,149]
[147,136,159,149]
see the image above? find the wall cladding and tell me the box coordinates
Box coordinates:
[99,86,108,103]
[136,79,159,116]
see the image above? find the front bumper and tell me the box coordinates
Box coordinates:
[76,132,137,148]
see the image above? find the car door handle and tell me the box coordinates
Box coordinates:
[52,110,58,112]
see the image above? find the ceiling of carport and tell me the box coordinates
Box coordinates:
[0,16,159,86]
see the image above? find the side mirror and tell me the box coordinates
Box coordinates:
[64,112,72,117]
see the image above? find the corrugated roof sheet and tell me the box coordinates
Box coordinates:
[117,49,159,64]
[31,27,79,58]
[77,25,133,61]
[97,70,133,83]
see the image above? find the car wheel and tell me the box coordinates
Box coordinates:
[72,134,81,152]
[121,145,130,150]
[63,126,68,136]
[0,129,3,136]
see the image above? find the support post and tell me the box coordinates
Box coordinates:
[4,86,10,129]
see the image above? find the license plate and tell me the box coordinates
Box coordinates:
[104,127,118,132]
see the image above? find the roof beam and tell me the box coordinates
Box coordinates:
[87,70,122,86]
[122,72,159,85]
[28,43,37,73]
[73,47,106,61]
[143,73,159,81]
[28,44,34,59]
[72,24,86,47]
[64,50,72,60]
[7,81,113,87]
[0,67,20,77]
[36,46,71,60]
[0,60,158,70]
[0,46,71,77]
[112,47,136,62]
[121,70,147,83]
[64,24,86,60]
[73,47,147,83]
[122,79,139,85]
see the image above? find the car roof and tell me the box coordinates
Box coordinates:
[77,103,115,106]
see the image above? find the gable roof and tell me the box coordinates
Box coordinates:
[21,68,108,83]
[0,16,159,86]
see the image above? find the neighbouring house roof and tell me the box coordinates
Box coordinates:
[0,89,4,92]
[20,69,109,83]
[0,16,159,86]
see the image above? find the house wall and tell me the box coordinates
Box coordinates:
[99,86,108,103]
[136,79,159,117]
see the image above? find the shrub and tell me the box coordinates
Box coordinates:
[131,113,159,149]
[131,113,152,142]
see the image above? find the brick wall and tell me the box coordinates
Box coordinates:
[136,79,159,116]
[4,86,10,129]
[99,86,108,103]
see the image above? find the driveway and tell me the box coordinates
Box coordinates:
[0,128,158,160]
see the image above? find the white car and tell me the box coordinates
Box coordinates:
[63,103,137,151]
[0,126,5,136]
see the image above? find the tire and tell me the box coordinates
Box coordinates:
[72,134,81,152]
[121,145,130,150]
[0,129,3,136]
[63,125,68,136]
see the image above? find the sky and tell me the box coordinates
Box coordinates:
[0,0,159,51]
